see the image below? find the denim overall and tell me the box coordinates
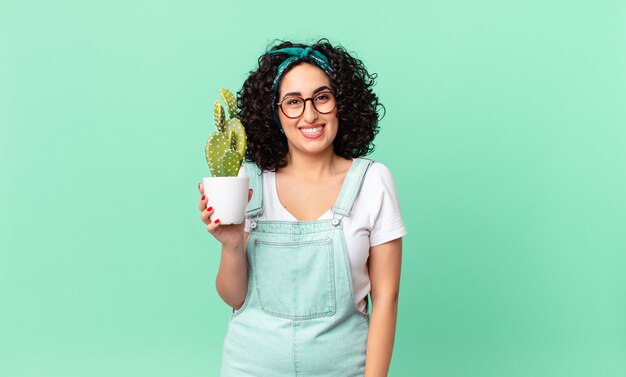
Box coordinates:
[220,158,374,377]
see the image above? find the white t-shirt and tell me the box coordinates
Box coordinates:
[239,161,407,314]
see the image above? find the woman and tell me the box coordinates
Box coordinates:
[198,39,406,377]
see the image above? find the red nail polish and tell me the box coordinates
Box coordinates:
[201,195,205,200]
[207,206,213,211]
[214,219,220,224]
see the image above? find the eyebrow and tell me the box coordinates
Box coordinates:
[281,86,332,100]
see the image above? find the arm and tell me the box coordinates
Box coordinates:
[215,231,249,309]
[199,183,252,310]
[364,237,402,377]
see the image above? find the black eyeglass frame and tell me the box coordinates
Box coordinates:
[275,91,337,119]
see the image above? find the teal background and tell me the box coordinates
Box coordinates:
[1,0,625,376]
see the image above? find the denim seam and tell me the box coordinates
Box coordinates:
[255,239,332,247]
[292,320,299,376]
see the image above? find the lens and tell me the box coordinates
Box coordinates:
[282,97,304,118]
[312,92,335,114]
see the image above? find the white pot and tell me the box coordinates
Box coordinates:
[202,176,250,225]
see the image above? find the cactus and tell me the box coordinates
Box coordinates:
[205,88,247,177]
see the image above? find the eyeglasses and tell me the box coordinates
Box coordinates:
[276,91,336,119]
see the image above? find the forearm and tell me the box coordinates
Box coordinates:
[364,297,398,377]
[215,242,248,309]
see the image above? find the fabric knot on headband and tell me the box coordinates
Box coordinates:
[266,47,333,88]
[265,46,334,132]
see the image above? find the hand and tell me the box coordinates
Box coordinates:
[198,183,253,249]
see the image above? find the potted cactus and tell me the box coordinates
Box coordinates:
[202,88,249,224]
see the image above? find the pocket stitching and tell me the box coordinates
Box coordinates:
[252,238,336,320]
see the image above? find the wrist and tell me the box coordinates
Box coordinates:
[222,238,244,254]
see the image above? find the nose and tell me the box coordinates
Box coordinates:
[301,98,319,122]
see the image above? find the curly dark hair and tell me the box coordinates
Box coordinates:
[238,39,383,172]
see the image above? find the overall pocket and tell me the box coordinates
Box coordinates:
[250,238,336,319]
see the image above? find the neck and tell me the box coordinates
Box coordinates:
[283,148,341,179]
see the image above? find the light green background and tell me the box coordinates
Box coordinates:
[1,1,625,376]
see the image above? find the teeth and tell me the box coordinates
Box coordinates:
[300,126,323,134]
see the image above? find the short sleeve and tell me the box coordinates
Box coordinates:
[368,164,407,247]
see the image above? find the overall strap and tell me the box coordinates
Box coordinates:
[332,158,374,218]
[244,162,264,217]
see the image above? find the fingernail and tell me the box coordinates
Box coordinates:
[207,206,213,211]
[197,183,201,189]
[201,195,205,200]
[214,219,220,224]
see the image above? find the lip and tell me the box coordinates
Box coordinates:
[298,124,325,139]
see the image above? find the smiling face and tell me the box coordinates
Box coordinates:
[276,63,339,158]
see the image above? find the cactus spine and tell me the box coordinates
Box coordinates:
[205,88,247,177]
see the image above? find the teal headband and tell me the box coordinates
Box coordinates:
[265,47,333,132]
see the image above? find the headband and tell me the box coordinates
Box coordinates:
[265,47,334,132]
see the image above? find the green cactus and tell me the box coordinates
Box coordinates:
[205,88,247,177]
[214,101,225,132]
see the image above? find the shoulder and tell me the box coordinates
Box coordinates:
[366,161,393,175]
[354,160,401,207]
[362,160,397,188]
